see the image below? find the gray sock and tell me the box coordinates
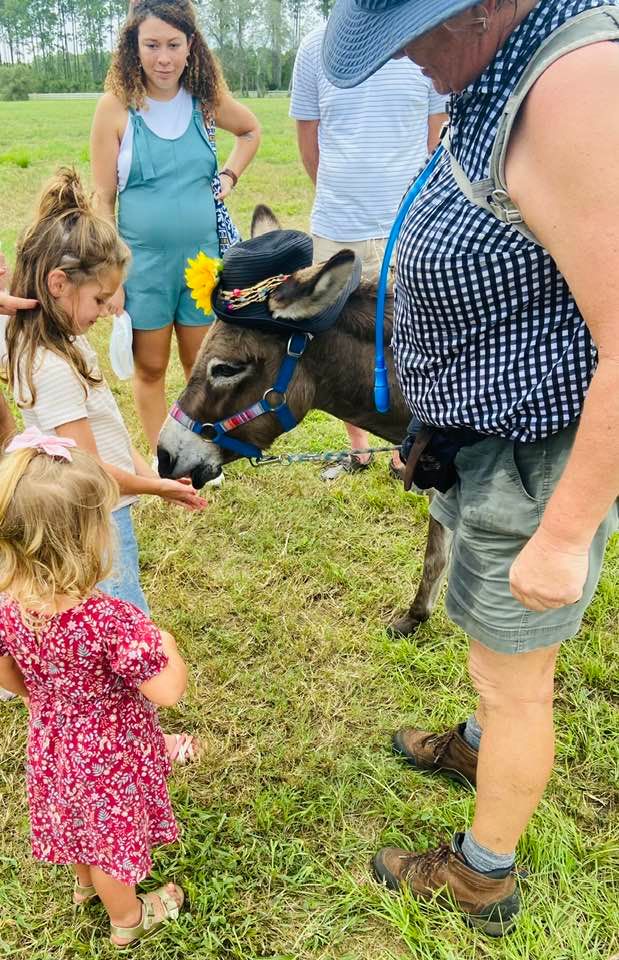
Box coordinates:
[461,830,515,875]
[462,713,482,751]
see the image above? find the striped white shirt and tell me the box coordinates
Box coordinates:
[394,0,614,442]
[5,330,137,511]
[290,25,447,242]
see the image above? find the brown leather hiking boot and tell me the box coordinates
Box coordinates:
[373,835,520,937]
[392,723,478,788]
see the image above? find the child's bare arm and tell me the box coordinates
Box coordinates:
[0,655,28,697]
[54,419,208,511]
[139,631,188,708]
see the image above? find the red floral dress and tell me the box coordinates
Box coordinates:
[0,594,178,885]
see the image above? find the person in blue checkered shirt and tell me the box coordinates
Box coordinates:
[324,0,619,935]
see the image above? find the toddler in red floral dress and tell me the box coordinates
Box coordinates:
[0,431,188,949]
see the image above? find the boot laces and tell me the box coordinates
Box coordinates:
[423,729,456,762]
[402,843,451,883]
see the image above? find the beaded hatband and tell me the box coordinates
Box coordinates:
[220,274,290,313]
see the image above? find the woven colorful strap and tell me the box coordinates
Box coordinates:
[218,401,269,433]
[169,401,202,435]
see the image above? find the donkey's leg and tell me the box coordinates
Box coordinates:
[387,514,452,637]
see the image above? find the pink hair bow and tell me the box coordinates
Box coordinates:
[6,427,77,462]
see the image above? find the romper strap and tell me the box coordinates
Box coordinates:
[129,110,156,182]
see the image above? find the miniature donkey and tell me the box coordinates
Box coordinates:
[158,207,451,635]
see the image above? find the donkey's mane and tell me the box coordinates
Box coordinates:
[337,278,394,343]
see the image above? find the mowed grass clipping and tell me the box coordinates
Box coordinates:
[0,98,617,960]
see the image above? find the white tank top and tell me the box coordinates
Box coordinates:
[117,87,194,192]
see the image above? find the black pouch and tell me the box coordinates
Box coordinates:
[401,418,485,493]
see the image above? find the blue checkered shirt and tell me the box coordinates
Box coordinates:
[393,0,616,442]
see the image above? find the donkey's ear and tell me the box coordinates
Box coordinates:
[268,249,356,321]
[251,204,281,238]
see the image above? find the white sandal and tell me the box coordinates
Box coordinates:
[166,733,199,765]
[111,884,184,949]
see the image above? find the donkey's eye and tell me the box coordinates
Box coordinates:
[210,362,246,379]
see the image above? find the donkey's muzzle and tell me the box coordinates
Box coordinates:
[156,446,176,479]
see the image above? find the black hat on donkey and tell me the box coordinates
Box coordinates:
[212,229,362,336]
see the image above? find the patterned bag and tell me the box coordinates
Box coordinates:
[201,108,241,255]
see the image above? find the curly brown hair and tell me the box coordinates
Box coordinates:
[105,0,226,110]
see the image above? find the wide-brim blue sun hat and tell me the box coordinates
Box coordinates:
[322,0,477,88]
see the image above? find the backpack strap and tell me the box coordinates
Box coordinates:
[445,5,619,245]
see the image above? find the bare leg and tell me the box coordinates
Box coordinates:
[73,863,93,904]
[175,322,211,382]
[468,640,559,853]
[89,866,182,947]
[132,325,174,453]
[344,422,372,465]
[391,447,405,470]
[345,418,405,470]
[388,515,452,636]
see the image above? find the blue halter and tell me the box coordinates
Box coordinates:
[169,332,312,462]
[374,144,445,413]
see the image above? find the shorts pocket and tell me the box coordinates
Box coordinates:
[508,441,549,507]
[456,441,540,538]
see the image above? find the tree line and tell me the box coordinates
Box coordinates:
[0,0,333,99]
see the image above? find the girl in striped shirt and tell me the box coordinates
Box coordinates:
[3,166,206,761]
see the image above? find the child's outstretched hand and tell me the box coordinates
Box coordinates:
[157,477,208,511]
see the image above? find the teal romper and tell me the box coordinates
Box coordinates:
[118,98,219,330]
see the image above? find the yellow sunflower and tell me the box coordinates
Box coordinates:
[185,252,224,315]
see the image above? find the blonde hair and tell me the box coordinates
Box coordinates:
[0,446,119,611]
[105,0,226,111]
[5,166,131,408]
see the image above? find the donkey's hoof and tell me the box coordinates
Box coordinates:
[386,612,426,638]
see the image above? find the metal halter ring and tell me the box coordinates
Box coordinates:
[263,388,286,410]
[199,422,218,441]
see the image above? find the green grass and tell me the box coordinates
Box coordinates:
[0,99,618,959]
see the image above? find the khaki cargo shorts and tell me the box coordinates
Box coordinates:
[430,421,618,654]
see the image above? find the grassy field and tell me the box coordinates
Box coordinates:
[0,98,617,960]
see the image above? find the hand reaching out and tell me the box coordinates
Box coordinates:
[157,477,208,511]
[0,253,37,315]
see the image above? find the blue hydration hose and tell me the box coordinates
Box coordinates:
[374,144,445,413]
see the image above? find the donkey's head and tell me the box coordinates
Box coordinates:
[157,209,362,487]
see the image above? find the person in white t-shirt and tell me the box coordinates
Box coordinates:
[290,24,447,480]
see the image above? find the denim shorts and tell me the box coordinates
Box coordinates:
[98,505,149,615]
[125,245,216,331]
[430,421,618,654]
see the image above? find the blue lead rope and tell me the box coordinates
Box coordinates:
[374,144,445,413]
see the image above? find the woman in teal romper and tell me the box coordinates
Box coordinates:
[91,0,260,453]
